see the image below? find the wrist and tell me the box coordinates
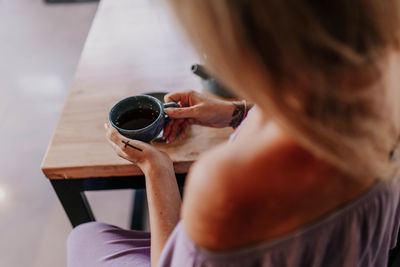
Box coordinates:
[215,100,238,127]
[229,100,249,129]
[140,157,174,177]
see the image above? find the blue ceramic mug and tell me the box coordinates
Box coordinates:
[109,95,179,142]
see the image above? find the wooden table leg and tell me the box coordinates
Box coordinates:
[51,179,95,228]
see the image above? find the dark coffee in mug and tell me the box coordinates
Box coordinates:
[109,94,179,142]
[115,108,159,130]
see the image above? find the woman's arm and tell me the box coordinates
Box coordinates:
[105,123,181,266]
[163,91,253,141]
[142,160,181,266]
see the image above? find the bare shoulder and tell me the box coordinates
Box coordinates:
[181,133,310,250]
[181,143,249,250]
[181,132,367,251]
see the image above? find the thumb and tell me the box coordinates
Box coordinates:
[164,106,198,119]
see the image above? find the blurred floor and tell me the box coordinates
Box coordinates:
[0,1,135,266]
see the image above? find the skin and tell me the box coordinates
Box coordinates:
[163,91,237,142]
[182,108,374,249]
[105,123,181,266]
[105,91,375,265]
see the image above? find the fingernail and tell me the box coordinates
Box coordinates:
[104,123,107,129]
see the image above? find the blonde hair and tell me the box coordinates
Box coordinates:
[168,0,400,180]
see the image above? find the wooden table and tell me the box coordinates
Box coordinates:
[41,0,232,228]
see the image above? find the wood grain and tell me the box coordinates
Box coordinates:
[41,0,233,179]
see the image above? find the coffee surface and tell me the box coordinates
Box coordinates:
[116,108,158,130]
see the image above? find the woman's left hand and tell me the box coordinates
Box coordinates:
[104,123,173,173]
[106,123,180,266]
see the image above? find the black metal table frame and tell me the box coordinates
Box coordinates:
[50,174,186,229]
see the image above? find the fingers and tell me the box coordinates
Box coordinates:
[104,123,173,168]
[105,123,125,147]
[163,116,196,141]
[168,119,185,142]
[106,136,128,158]
[164,91,202,119]
[104,125,128,157]
[180,120,191,138]
[164,106,198,119]
[164,90,194,104]
[104,123,146,153]
[163,118,192,142]
[163,120,173,139]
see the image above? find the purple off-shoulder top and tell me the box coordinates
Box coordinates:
[68,176,400,267]
[158,178,400,267]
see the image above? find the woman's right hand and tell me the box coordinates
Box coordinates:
[163,91,235,142]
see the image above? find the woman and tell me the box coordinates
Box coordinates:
[68,1,400,266]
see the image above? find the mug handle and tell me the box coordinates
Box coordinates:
[163,102,180,122]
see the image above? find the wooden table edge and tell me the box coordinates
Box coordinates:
[41,161,193,179]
